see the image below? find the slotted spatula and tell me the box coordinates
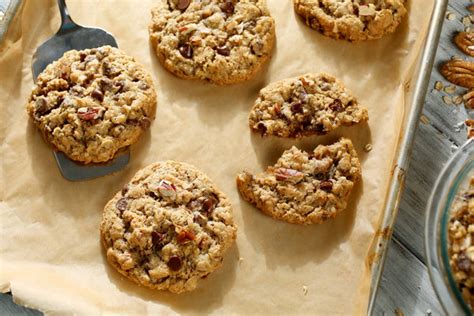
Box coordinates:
[32,0,129,181]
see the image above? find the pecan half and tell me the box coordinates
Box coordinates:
[454,32,474,57]
[440,59,474,89]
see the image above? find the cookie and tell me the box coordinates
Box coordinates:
[249,73,368,138]
[294,0,407,41]
[448,177,474,309]
[149,0,275,85]
[236,138,361,225]
[100,161,237,293]
[26,46,157,164]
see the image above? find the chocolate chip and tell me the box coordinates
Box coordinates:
[220,0,234,14]
[139,117,152,130]
[179,43,193,59]
[114,80,125,93]
[35,97,48,115]
[177,0,191,10]
[291,101,303,113]
[311,123,325,134]
[121,184,129,196]
[79,52,87,62]
[167,256,182,271]
[257,122,267,136]
[177,230,195,244]
[151,231,165,251]
[99,78,113,91]
[457,253,472,272]
[91,89,104,102]
[116,198,128,212]
[216,45,230,56]
[319,180,333,192]
[202,196,218,214]
[329,99,344,112]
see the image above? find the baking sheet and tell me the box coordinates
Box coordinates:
[0,0,435,314]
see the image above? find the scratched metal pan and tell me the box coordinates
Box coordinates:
[367,0,448,313]
[0,0,449,314]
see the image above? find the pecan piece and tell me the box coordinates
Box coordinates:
[156,180,177,199]
[319,180,333,192]
[273,168,304,182]
[454,32,474,57]
[440,59,474,89]
[77,107,102,121]
[176,230,195,244]
[463,89,474,109]
[465,119,474,139]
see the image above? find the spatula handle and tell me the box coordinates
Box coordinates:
[57,0,76,31]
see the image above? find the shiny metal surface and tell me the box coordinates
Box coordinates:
[31,0,129,181]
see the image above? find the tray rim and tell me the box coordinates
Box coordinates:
[367,0,448,313]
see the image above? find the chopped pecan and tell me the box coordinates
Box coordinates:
[463,89,474,109]
[319,180,333,192]
[77,107,102,121]
[156,180,177,198]
[454,32,474,57]
[176,230,195,244]
[440,59,474,89]
[273,168,304,182]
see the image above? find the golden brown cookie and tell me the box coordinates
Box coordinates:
[249,73,368,137]
[237,138,361,224]
[100,161,237,293]
[27,46,157,164]
[149,0,275,85]
[294,0,407,41]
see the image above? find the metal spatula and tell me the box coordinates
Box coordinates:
[31,0,130,181]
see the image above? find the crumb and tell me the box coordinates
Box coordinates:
[302,285,308,296]
[364,143,373,152]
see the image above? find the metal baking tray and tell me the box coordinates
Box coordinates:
[367,0,448,313]
[0,0,448,314]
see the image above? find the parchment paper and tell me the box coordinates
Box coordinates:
[0,0,434,314]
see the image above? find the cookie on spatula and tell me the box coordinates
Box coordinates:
[236,138,361,225]
[249,73,368,138]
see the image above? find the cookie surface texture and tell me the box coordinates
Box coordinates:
[26,46,157,164]
[236,138,361,224]
[100,161,237,293]
[249,73,368,137]
[149,0,276,85]
[293,0,407,41]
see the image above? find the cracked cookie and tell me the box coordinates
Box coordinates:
[149,0,275,85]
[448,177,474,309]
[26,46,157,164]
[236,138,361,224]
[100,161,237,293]
[294,0,407,41]
[249,73,368,138]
